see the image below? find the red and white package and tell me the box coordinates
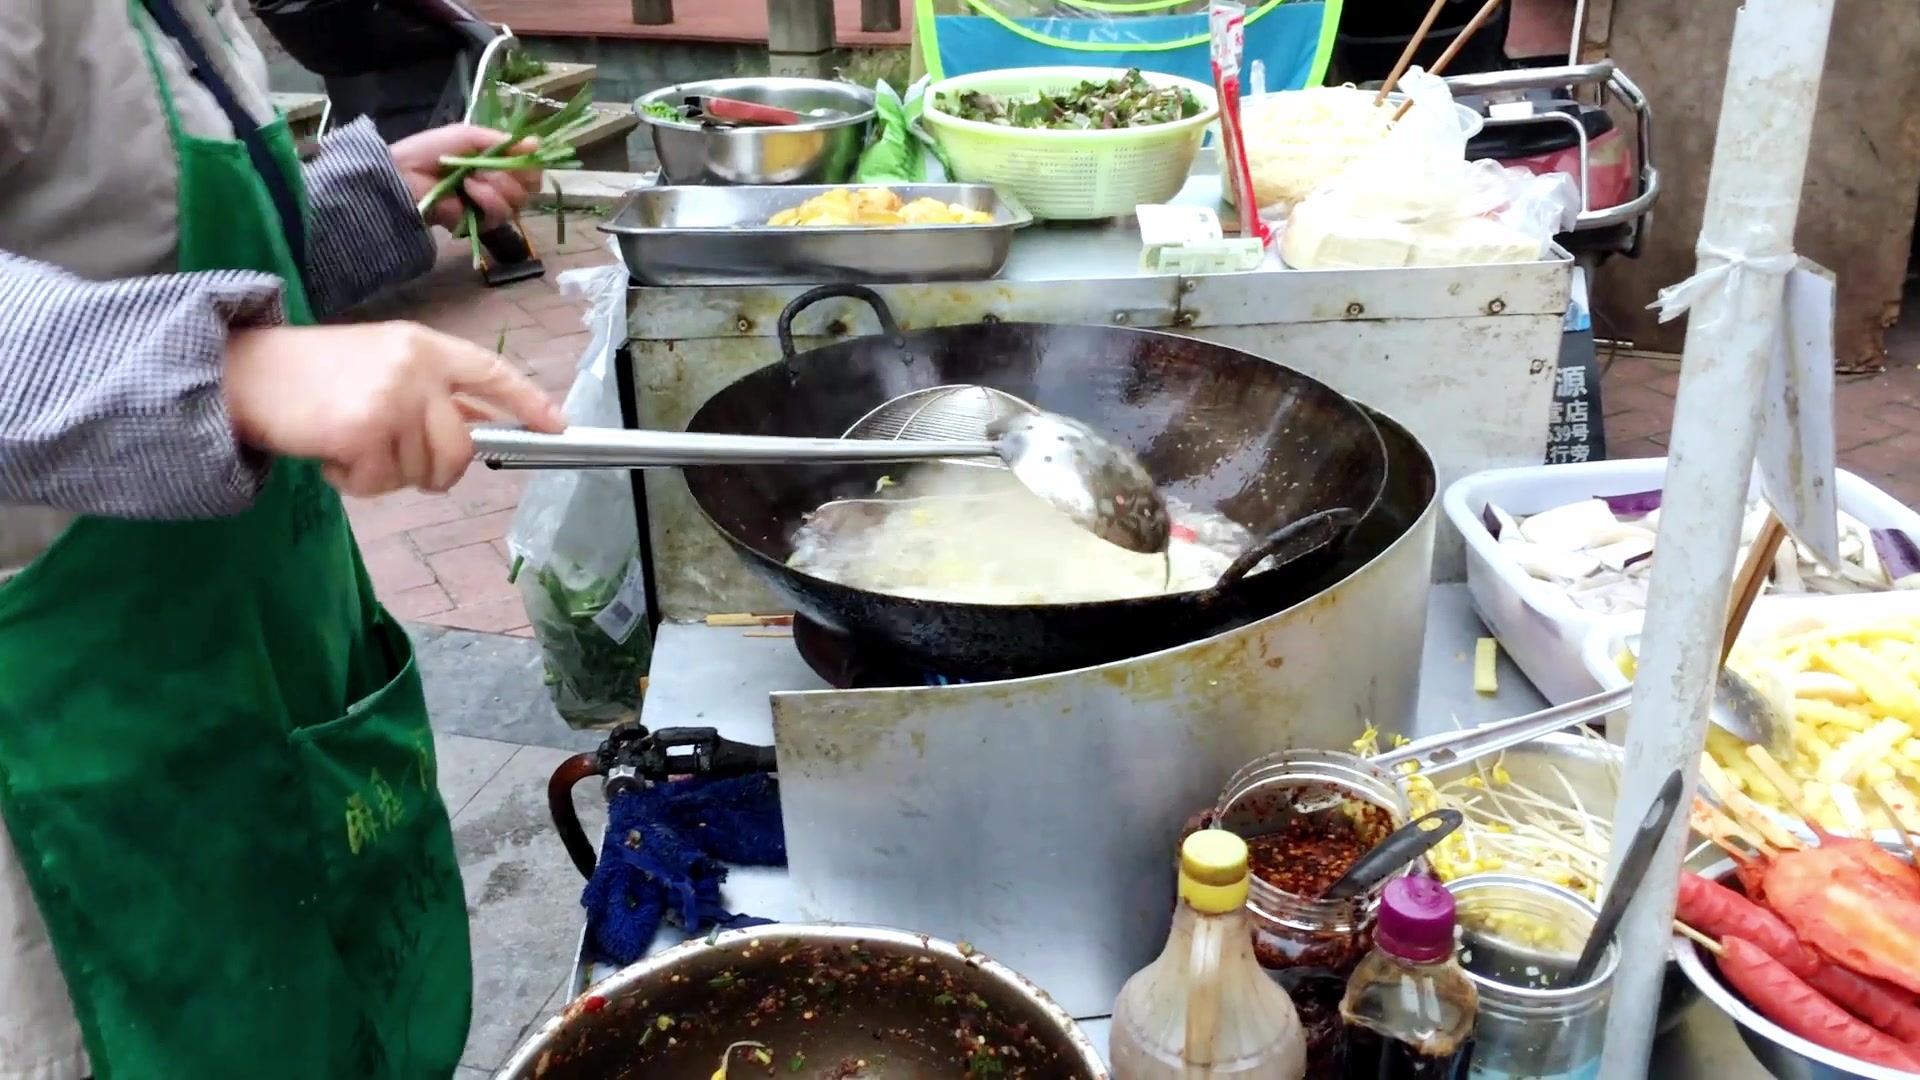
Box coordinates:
[1209,2,1269,245]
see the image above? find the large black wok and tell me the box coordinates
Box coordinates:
[682,284,1390,680]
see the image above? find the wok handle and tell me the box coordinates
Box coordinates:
[776,283,907,362]
[1214,507,1364,590]
[548,752,605,879]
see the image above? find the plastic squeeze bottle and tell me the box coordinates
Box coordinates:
[1110,829,1307,1079]
[1341,876,1479,1078]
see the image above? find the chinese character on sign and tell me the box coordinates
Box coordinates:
[1555,366,1587,398]
[1565,400,1589,423]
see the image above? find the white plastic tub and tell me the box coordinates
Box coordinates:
[1443,458,1920,705]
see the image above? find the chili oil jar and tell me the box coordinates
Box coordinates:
[1446,874,1616,1080]
[1210,749,1411,1076]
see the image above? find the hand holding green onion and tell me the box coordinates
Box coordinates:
[393,124,544,232]
[401,86,596,264]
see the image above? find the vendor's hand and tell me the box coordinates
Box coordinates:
[391,124,544,232]
[224,322,565,497]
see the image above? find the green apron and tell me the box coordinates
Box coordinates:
[0,4,472,1077]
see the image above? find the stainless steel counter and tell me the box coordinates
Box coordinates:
[573,584,1768,1076]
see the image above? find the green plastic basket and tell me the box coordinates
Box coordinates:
[921,67,1221,222]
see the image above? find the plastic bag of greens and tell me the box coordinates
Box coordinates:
[506,252,651,728]
[854,76,953,184]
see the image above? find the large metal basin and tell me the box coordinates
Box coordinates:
[637,77,876,186]
[497,923,1108,1079]
[1675,849,1914,1080]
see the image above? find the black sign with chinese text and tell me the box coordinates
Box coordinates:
[1545,329,1606,464]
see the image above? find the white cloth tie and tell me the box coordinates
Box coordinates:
[1648,240,1796,325]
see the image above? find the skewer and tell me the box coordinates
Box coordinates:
[1699,759,1803,851]
[1827,783,1869,838]
[1373,0,1456,106]
[706,613,795,627]
[1871,779,1920,836]
[1692,796,1776,860]
[1673,921,1724,957]
[1392,0,1510,121]
[1868,784,1920,867]
[1742,744,1815,823]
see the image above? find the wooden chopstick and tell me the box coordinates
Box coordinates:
[1723,512,1788,664]
[1374,0,1457,106]
[1392,0,1510,121]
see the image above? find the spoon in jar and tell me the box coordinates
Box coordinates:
[1323,809,1465,901]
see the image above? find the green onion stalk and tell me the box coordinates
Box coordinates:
[416,85,596,268]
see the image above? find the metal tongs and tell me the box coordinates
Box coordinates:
[468,418,1173,555]
[1376,514,1795,775]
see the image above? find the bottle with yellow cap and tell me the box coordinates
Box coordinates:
[1110,829,1307,1079]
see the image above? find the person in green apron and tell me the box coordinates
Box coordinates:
[0,2,560,1077]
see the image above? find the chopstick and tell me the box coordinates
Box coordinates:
[1391,0,1510,121]
[1373,0,1457,106]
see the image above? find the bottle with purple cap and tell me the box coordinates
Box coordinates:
[1340,876,1480,1079]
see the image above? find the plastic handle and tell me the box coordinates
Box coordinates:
[698,96,804,126]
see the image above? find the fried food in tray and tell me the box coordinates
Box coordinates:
[766,186,994,228]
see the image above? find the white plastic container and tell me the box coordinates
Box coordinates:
[1443,459,1920,705]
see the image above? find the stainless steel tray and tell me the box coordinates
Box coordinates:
[599,183,1033,286]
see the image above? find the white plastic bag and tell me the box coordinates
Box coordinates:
[1278,68,1580,270]
[506,251,651,728]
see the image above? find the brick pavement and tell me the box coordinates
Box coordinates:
[345,218,1920,633]
[1602,349,1920,509]
[343,212,617,637]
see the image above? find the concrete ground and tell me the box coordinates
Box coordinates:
[353,212,1920,1071]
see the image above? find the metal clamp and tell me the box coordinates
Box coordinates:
[546,722,777,878]
[1444,61,1661,240]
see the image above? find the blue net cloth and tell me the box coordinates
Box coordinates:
[581,773,786,966]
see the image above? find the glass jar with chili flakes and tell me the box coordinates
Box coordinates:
[1210,749,1411,1076]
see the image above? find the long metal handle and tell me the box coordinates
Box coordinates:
[1442,61,1616,96]
[1372,684,1631,774]
[470,426,998,468]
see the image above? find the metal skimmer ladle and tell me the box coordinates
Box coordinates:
[470,386,1173,554]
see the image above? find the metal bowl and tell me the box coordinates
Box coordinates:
[637,77,877,186]
[495,923,1107,1079]
[1674,852,1911,1080]
[1422,732,1704,1035]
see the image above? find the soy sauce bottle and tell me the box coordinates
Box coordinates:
[1340,877,1478,1078]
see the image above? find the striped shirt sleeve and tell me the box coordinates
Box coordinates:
[0,253,285,519]
[0,117,436,520]
[300,116,438,320]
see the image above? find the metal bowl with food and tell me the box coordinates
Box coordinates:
[637,77,877,186]
[1674,848,1920,1080]
[1416,732,1705,1034]
[497,923,1107,1079]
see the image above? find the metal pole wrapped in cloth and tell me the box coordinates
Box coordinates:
[1598,0,1837,1074]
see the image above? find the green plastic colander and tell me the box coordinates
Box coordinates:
[921,67,1221,222]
